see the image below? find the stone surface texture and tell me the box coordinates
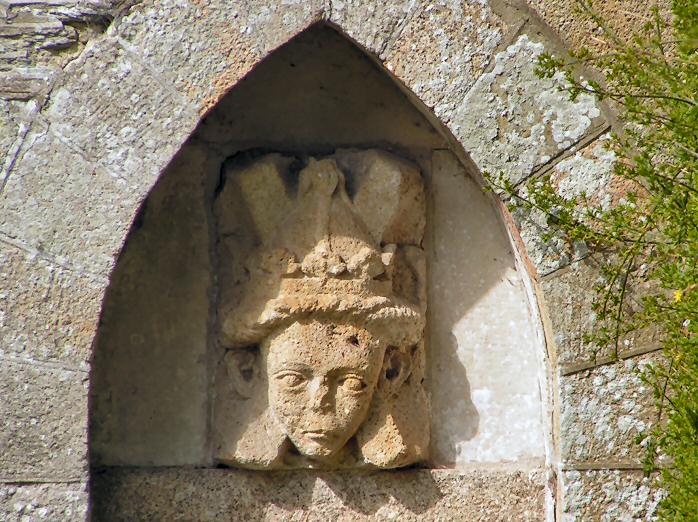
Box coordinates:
[89,142,213,467]
[0,0,660,519]
[541,257,605,366]
[0,121,144,274]
[0,482,88,522]
[110,0,324,111]
[328,0,417,58]
[541,254,661,368]
[560,355,657,466]
[0,100,34,183]
[526,0,672,55]
[92,467,547,521]
[384,0,505,118]
[0,242,105,366]
[451,34,603,189]
[0,359,88,480]
[0,0,115,99]
[562,470,664,522]
[507,131,643,277]
[428,150,547,467]
[42,37,199,184]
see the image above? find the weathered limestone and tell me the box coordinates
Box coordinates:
[213,150,428,469]
[0,67,57,102]
[92,468,547,521]
[526,0,672,55]
[541,256,661,368]
[90,143,214,466]
[560,355,658,466]
[503,136,617,277]
[0,99,34,187]
[0,243,105,366]
[428,150,547,466]
[0,359,87,480]
[191,24,446,154]
[541,258,604,365]
[42,37,199,182]
[1,0,662,520]
[562,470,664,521]
[110,0,324,111]
[0,122,143,274]
[547,136,616,208]
[384,0,505,116]
[0,0,114,100]
[448,35,607,275]
[328,0,417,58]
[0,482,88,521]
[451,34,603,190]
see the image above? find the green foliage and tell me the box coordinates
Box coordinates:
[489,1,697,518]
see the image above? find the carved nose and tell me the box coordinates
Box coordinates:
[308,378,332,412]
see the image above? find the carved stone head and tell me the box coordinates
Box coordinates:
[213,150,428,469]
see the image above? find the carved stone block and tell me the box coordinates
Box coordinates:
[212,149,428,469]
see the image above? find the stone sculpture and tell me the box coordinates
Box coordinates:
[213,149,428,469]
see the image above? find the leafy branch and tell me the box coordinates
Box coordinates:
[489,1,697,518]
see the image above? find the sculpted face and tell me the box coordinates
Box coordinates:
[264,320,385,461]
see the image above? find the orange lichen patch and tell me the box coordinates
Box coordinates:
[604,175,649,208]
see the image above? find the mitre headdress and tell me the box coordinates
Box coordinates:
[216,149,427,348]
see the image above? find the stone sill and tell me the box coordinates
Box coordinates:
[91,466,548,521]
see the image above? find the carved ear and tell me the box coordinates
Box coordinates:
[223,347,260,399]
[379,346,412,394]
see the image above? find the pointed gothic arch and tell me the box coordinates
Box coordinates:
[88,20,557,518]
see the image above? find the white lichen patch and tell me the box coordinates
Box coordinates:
[552,135,616,211]
[451,34,602,187]
[538,74,600,146]
[0,483,88,521]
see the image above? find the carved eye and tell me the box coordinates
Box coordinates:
[276,372,306,388]
[339,376,366,393]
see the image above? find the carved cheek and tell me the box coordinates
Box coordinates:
[335,388,369,421]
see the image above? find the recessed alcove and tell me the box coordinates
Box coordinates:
[90,23,549,517]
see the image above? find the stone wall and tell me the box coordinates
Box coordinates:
[1,0,663,520]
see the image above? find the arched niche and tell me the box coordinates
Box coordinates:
[90,23,550,517]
